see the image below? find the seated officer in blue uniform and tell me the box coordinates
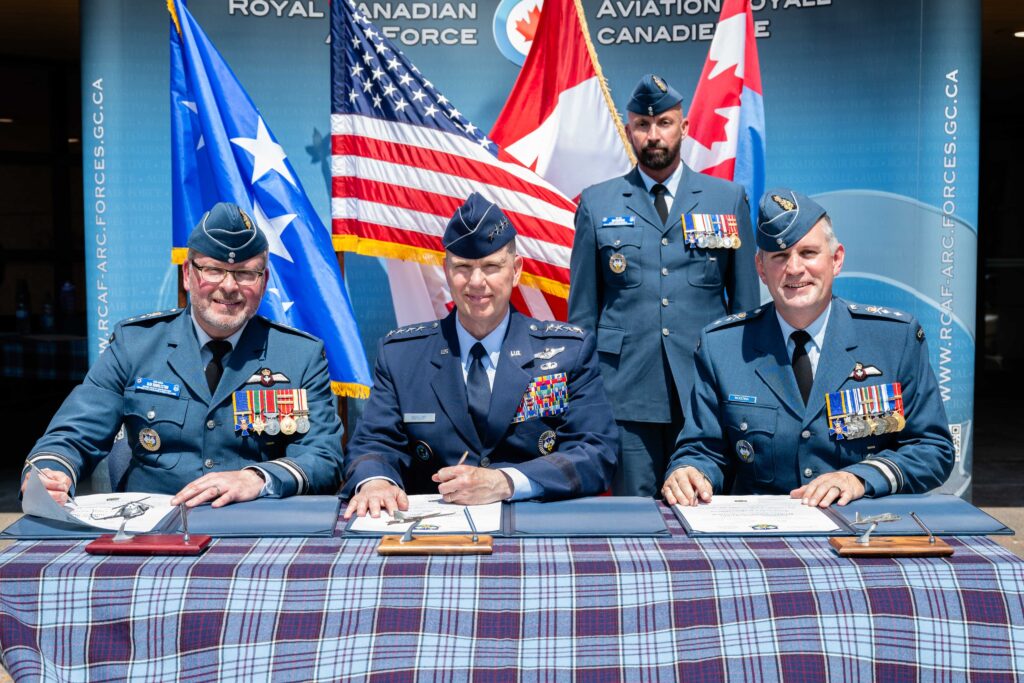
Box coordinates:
[568,74,759,497]
[23,202,344,506]
[343,193,618,519]
[663,188,954,508]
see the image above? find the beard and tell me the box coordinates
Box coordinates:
[637,138,681,171]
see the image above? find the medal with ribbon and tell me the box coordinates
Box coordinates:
[826,382,904,440]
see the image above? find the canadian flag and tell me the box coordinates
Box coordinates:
[681,0,766,230]
[490,0,633,321]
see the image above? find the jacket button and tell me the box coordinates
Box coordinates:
[480,457,491,468]
[146,410,156,419]
[613,239,621,246]
[801,430,811,440]
[204,459,215,469]
[661,267,669,276]
[661,237,669,246]
[739,422,748,432]
[206,420,216,430]
[662,328,670,336]
[803,467,814,478]
[661,298,669,307]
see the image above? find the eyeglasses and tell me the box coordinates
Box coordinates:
[190,261,265,286]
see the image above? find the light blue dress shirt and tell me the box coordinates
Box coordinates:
[775,304,832,377]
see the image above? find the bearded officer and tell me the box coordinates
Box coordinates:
[663,188,954,508]
[569,73,760,497]
[23,202,344,507]
[343,192,618,519]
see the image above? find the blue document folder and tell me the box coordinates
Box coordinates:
[1,495,342,540]
[834,494,1012,536]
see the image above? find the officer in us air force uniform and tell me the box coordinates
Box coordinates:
[569,74,760,497]
[23,202,344,506]
[343,193,618,519]
[663,188,954,508]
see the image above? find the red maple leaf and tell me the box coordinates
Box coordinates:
[515,4,543,43]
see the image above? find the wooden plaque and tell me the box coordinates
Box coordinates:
[85,534,212,556]
[829,535,953,557]
[378,534,494,556]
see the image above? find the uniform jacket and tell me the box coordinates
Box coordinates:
[27,308,344,496]
[568,164,760,422]
[342,309,619,499]
[667,298,955,496]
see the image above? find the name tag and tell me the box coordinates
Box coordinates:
[601,215,635,228]
[403,413,436,423]
[135,377,181,398]
[728,394,757,404]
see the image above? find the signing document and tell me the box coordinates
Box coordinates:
[347,494,502,534]
[675,495,842,535]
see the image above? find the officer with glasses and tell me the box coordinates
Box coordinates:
[23,202,344,507]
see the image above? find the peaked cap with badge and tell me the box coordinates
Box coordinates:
[567,73,760,496]
[665,187,953,498]
[343,195,618,500]
[25,204,343,498]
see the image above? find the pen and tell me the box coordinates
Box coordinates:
[30,463,75,507]
[909,511,935,544]
[463,506,479,544]
[457,451,469,466]
[180,504,191,544]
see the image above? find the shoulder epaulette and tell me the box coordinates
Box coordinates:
[121,308,183,326]
[846,303,911,323]
[259,315,321,342]
[706,306,767,332]
[529,321,585,337]
[383,320,440,342]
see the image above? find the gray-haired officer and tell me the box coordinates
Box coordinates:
[23,202,344,506]
[663,188,954,507]
[344,192,618,519]
[569,73,760,497]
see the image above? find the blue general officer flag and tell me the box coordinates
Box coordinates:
[168,0,370,398]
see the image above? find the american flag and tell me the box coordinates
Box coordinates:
[329,0,577,308]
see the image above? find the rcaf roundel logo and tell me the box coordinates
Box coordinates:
[493,0,544,66]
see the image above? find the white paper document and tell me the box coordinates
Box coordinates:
[348,494,502,534]
[22,467,177,533]
[675,495,841,534]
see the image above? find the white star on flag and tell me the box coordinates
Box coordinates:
[181,101,205,150]
[252,199,297,263]
[231,117,296,187]
[267,287,294,314]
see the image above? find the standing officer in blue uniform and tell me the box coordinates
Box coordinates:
[663,188,954,507]
[343,193,618,519]
[569,74,760,496]
[23,202,344,506]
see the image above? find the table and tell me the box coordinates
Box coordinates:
[0,508,1022,682]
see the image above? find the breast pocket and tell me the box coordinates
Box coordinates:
[686,251,725,288]
[124,392,188,470]
[597,228,642,289]
[721,402,777,484]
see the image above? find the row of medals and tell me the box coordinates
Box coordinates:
[246,411,310,436]
[683,214,742,250]
[831,411,906,440]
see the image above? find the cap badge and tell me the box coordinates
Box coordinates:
[771,194,796,211]
[652,75,668,92]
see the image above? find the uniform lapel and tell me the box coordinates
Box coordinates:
[668,162,701,234]
[482,311,533,451]
[622,168,664,231]
[211,318,269,411]
[430,312,483,452]
[751,308,805,419]
[803,299,858,428]
[165,308,211,401]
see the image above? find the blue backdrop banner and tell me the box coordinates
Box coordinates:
[81,0,978,494]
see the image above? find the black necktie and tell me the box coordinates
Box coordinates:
[790,330,813,405]
[204,340,232,394]
[466,342,491,439]
[652,183,669,224]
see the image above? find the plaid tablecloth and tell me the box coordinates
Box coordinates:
[0,509,1022,682]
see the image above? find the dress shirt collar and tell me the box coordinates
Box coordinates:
[636,161,684,201]
[776,301,831,356]
[455,309,510,371]
[190,307,248,355]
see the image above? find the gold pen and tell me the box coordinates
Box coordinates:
[457,451,469,466]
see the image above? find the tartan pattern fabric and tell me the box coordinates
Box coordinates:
[1,509,1022,681]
